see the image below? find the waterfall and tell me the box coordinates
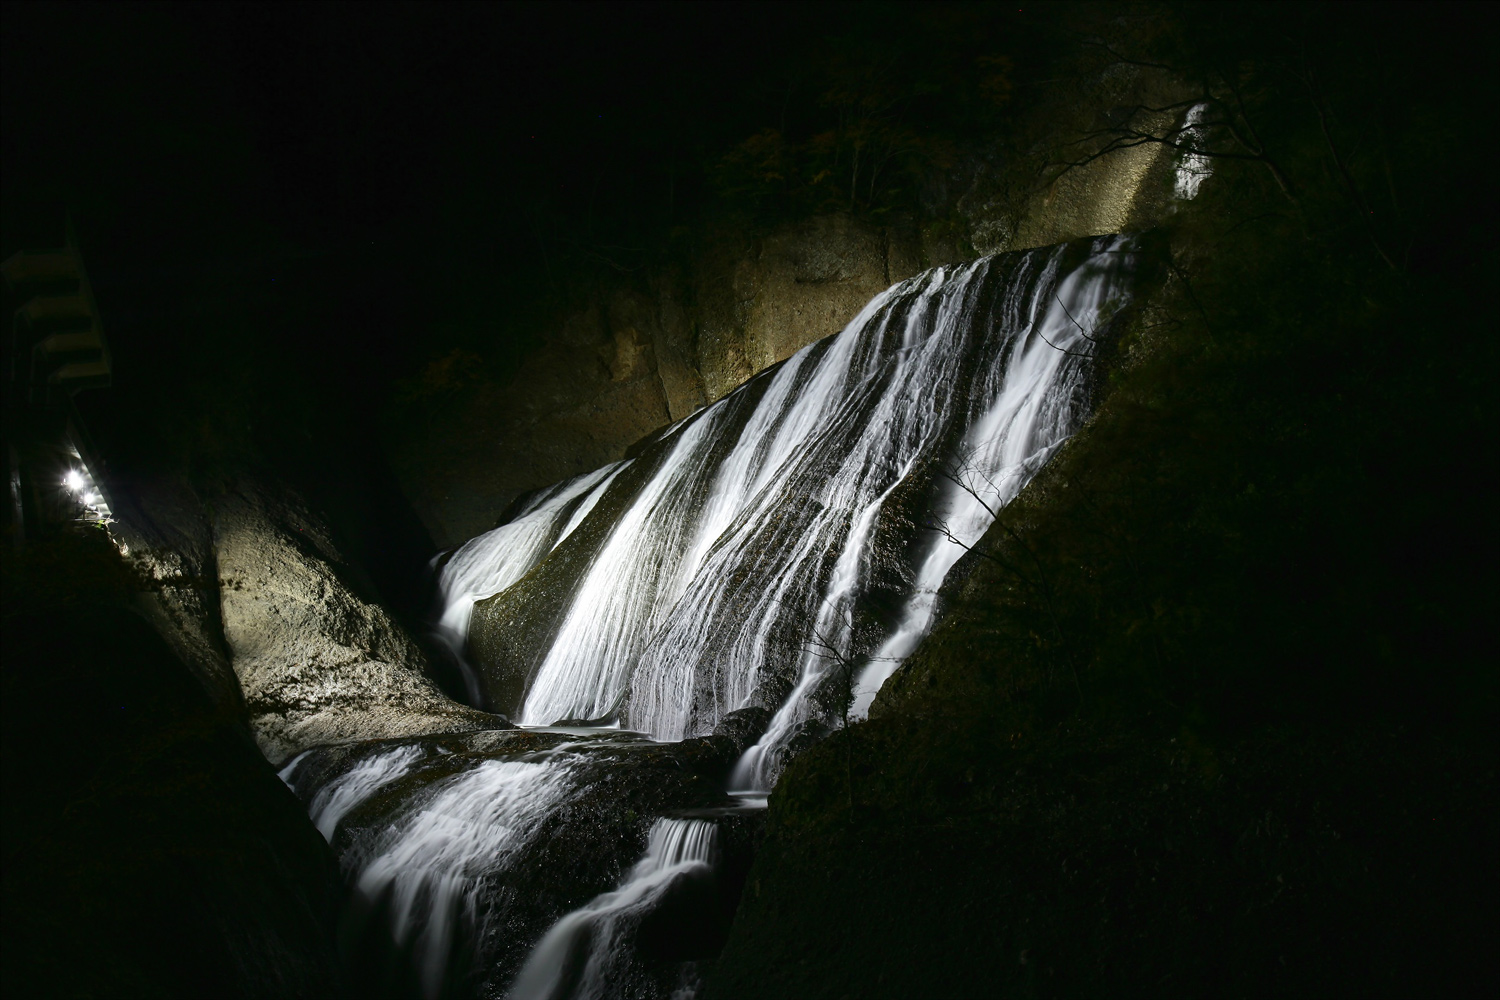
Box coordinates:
[346,754,582,1000]
[1174,102,1214,201]
[508,818,717,1000]
[286,235,1142,1000]
[296,744,424,840]
[445,237,1138,764]
[282,739,591,1000]
[280,726,740,1000]
[435,463,626,659]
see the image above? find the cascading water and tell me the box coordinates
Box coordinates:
[280,728,724,1000]
[453,236,1138,782]
[433,463,627,703]
[281,743,425,840]
[349,756,581,1000]
[284,235,1143,1000]
[1174,102,1214,201]
[509,818,718,1000]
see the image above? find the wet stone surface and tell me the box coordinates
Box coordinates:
[281,727,763,999]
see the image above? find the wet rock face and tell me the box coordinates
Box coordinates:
[710,707,772,758]
[282,727,758,999]
[107,474,244,717]
[211,481,505,764]
[390,215,931,550]
[389,69,1196,553]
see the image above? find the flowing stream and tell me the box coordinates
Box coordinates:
[283,236,1142,999]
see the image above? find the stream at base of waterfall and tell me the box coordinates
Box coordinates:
[281,237,1140,999]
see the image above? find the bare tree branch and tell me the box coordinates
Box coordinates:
[1054,291,1099,345]
[928,451,1084,700]
[1035,329,1095,360]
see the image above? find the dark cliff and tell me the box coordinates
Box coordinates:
[1,530,347,998]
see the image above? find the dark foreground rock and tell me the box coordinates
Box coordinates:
[1,530,345,999]
[706,719,1497,999]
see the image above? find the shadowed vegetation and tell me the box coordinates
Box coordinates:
[707,5,1498,997]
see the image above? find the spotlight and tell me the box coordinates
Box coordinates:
[64,470,85,491]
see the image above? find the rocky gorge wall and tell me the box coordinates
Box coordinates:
[388,63,1192,550]
[108,474,503,765]
[2,501,352,998]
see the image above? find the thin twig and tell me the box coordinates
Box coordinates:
[1054,292,1099,344]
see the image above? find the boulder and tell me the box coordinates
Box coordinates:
[710,706,772,758]
[211,481,505,765]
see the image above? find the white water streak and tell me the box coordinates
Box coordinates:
[730,242,1131,788]
[519,412,728,726]
[435,463,624,658]
[1175,102,1214,200]
[508,818,716,1000]
[439,239,1136,779]
[352,755,580,1000]
[518,280,900,729]
[628,264,983,741]
[306,744,424,841]
[850,243,1125,717]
